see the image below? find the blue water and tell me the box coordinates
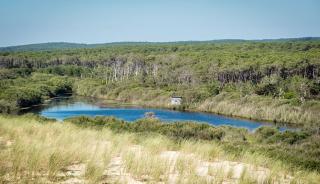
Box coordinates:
[35,96,287,131]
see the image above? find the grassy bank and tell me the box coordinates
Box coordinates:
[197,92,320,128]
[0,115,319,183]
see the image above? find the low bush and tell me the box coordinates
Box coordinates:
[0,100,18,113]
[66,116,226,141]
[269,130,309,144]
[255,126,310,144]
[255,126,279,138]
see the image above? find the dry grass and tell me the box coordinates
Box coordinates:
[0,115,319,183]
[198,93,320,126]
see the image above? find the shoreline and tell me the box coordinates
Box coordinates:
[23,94,299,130]
[83,95,299,129]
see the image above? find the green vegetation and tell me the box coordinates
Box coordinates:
[0,40,320,127]
[0,73,72,113]
[0,115,319,183]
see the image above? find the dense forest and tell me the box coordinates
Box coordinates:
[0,39,320,127]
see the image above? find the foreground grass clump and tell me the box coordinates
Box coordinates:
[0,115,320,183]
[0,116,119,183]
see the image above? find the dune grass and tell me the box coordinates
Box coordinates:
[0,115,319,183]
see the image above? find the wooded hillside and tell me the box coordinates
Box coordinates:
[0,40,319,127]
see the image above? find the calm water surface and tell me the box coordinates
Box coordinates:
[28,96,288,131]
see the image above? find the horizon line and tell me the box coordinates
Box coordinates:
[1,36,320,48]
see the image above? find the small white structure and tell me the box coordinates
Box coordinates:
[171,96,182,105]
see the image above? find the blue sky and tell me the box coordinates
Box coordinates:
[0,0,319,46]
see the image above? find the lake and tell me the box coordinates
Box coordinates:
[27,96,289,131]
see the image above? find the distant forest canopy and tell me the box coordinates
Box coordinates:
[1,39,320,84]
[0,39,320,126]
[1,37,320,52]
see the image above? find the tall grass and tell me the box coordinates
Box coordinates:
[198,93,320,127]
[0,115,319,183]
[123,148,170,182]
[0,116,120,182]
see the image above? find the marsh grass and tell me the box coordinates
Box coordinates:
[198,93,320,126]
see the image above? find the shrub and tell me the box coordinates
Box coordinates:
[255,83,278,96]
[310,81,320,96]
[66,116,226,141]
[207,81,220,95]
[0,99,18,113]
[286,76,311,102]
[270,130,309,144]
[65,116,126,129]
[255,126,279,139]
[132,118,162,132]
[255,75,282,96]
[283,91,297,99]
